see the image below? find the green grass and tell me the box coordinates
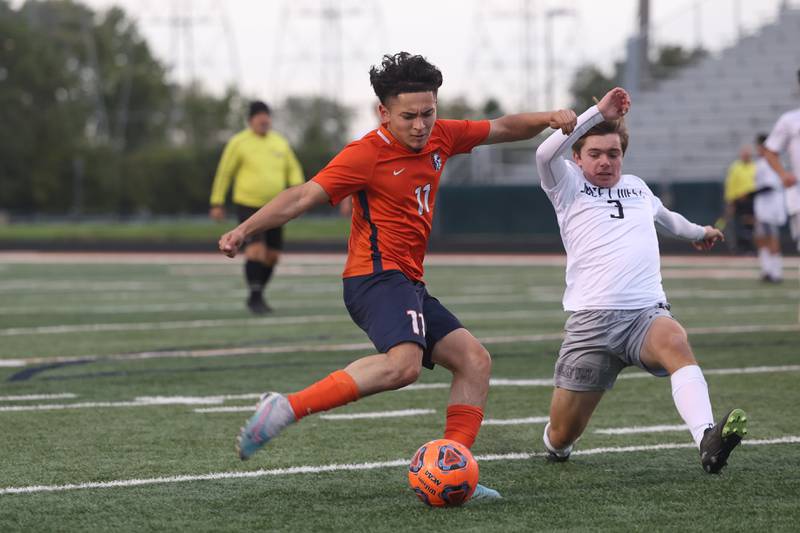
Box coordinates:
[0,255,799,532]
[0,216,350,243]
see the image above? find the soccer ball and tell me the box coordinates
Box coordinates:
[407,439,479,507]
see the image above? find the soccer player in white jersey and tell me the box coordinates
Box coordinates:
[534,87,747,474]
[753,133,787,282]
[763,69,800,249]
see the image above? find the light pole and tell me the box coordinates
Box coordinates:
[544,7,575,110]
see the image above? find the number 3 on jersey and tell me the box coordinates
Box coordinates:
[406,310,426,336]
[415,184,431,215]
[607,199,624,219]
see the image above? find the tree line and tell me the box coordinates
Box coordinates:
[0,0,354,216]
[0,0,702,216]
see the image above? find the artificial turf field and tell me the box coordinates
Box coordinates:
[0,252,798,532]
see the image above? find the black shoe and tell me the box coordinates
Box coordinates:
[700,408,748,474]
[246,294,272,315]
[546,450,570,463]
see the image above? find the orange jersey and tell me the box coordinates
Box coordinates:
[313,119,490,282]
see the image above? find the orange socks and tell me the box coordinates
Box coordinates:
[286,372,483,449]
[287,370,361,420]
[444,404,484,449]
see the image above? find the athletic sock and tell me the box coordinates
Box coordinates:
[287,369,361,420]
[245,260,267,296]
[758,248,770,277]
[543,422,572,457]
[443,404,484,448]
[670,364,714,448]
[770,252,783,280]
[263,264,274,287]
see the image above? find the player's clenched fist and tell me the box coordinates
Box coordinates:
[549,109,577,134]
[219,228,246,258]
[597,87,631,120]
[692,226,725,251]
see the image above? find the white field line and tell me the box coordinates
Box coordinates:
[5,305,797,338]
[0,280,341,295]
[1,436,797,496]
[320,409,434,420]
[0,294,543,317]
[594,424,688,435]
[403,363,800,391]
[4,251,800,267]
[0,309,562,337]
[662,268,800,280]
[5,364,797,414]
[0,360,35,367]
[668,288,800,300]
[0,397,225,413]
[2,289,798,317]
[0,287,800,315]
[4,324,799,368]
[193,406,254,413]
[0,393,76,402]
[167,265,343,277]
[192,407,439,419]
[482,416,550,426]
[3,273,798,295]
[190,408,549,427]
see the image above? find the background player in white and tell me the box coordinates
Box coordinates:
[753,133,787,282]
[534,87,747,474]
[763,69,800,250]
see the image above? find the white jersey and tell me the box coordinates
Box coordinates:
[536,106,705,312]
[754,158,787,226]
[766,108,800,216]
[765,107,800,178]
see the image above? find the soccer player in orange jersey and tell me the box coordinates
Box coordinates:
[219,52,577,500]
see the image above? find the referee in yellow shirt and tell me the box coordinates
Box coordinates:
[209,101,304,313]
[723,145,757,252]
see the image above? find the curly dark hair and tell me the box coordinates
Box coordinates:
[572,119,630,155]
[369,52,443,104]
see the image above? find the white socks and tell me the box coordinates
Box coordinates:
[671,364,714,447]
[758,248,770,276]
[758,248,783,280]
[771,253,783,280]
[543,422,573,458]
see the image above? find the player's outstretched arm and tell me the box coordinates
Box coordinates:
[484,109,577,145]
[653,204,724,251]
[218,181,330,258]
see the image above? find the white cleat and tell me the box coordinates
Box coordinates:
[236,392,296,460]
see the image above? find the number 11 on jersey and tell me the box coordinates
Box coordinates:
[406,310,426,336]
[415,184,431,215]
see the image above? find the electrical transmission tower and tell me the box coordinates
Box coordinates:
[269,0,385,107]
[467,0,542,112]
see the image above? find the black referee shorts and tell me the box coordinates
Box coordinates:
[235,204,284,250]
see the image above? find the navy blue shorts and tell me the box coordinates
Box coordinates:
[343,270,463,369]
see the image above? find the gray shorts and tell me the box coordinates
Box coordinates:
[554,304,674,392]
[754,221,780,239]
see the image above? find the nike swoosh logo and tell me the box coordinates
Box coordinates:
[393,168,405,176]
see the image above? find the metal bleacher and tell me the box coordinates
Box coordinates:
[444,4,800,186]
[623,5,800,183]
